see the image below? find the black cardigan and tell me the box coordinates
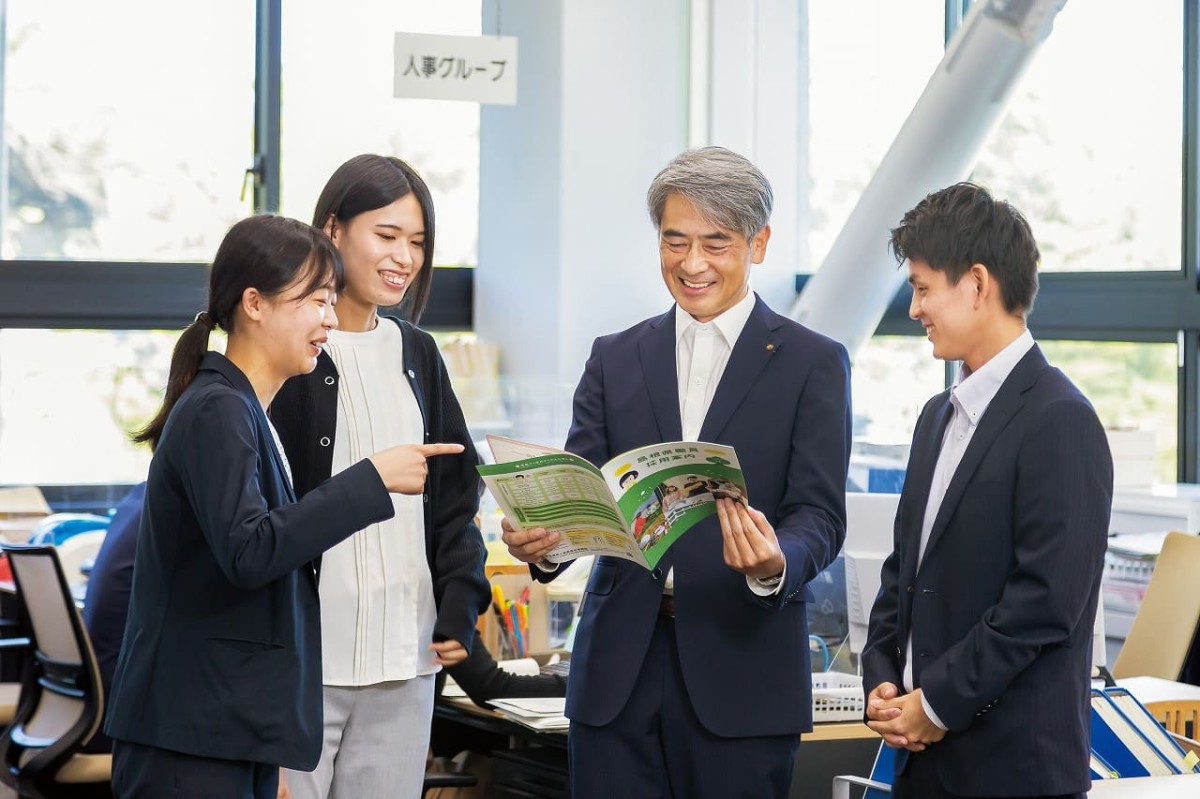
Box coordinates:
[269,317,490,652]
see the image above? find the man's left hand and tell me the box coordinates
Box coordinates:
[717,498,785,580]
[431,639,468,666]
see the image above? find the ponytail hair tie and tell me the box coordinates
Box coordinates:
[194,311,216,330]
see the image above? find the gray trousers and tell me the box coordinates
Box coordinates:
[284,675,435,799]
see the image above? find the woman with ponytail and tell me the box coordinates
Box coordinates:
[271,155,489,798]
[105,214,466,799]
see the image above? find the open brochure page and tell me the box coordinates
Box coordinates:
[601,441,746,570]
[485,434,562,464]
[478,453,651,567]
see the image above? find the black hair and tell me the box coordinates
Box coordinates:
[134,215,342,449]
[311,154,437,323]
[889,182,1040,315]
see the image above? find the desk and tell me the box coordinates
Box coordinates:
[1089,773,1200,796]
[434,696,567,750]
[433,698,880,799]
[1117,675,1200,704]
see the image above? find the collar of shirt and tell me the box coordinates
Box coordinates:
[951,329,1035,426]
[673,288,756,349]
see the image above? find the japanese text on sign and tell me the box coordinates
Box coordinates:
[394,32,518,105]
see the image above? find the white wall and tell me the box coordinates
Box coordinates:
[477,0,689,391]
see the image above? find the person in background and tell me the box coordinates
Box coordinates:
[104,214,464,799]
[79,481,144,754]
[84,482,300,798]
[443,628,567,707]
[501,146,852,798]
[861,183,1113,799]
[271,155,489,799]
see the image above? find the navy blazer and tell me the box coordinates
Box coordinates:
[861,345,1113,796]
[105,353,395,770]
[542,296,851,737]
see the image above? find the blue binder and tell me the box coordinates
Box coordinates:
[1089,749,1119,780]
[1090,686,1197,777]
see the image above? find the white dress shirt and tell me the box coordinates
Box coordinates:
[905,329,1034,727]
[668,290,782,596]
[320,321,438,686]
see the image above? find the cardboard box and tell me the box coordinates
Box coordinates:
[0,486,51,543]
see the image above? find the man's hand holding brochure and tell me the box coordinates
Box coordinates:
[478,435,748,569]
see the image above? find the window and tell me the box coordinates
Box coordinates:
[971,0,1184,272]
[850,335,945,492]
[803,0,944,273]
[0,329,182,484]
[1039,340,1178,484]
[280,0,482,266]
[2,1,255,261]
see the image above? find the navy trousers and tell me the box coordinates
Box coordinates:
[112,739,279,799]
[568,614,799,799]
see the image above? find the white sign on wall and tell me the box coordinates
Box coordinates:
[393,32,518,105]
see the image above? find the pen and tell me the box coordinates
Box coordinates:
[510,604,523,657]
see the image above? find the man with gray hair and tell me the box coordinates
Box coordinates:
[502,146,852,797]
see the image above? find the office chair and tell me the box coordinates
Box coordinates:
[421,770,478,797]
[832,742,894,799]
[1145,699,1200,740]
[0,544,111,798]
[53,531,107,589]
[1112,531,1200,681]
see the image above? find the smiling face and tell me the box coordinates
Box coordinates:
[658,193,769,323]
[259,269,338,379]
[907,258,982,364]
[327,192,425,327]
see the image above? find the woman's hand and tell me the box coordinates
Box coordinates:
[369,443,464,494]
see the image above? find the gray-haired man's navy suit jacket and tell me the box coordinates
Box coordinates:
[538,295,852,739]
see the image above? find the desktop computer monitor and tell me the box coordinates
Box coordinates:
[839,491,1109,669]
[844,492,900,655]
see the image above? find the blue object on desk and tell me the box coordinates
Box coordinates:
[867,468,906,494]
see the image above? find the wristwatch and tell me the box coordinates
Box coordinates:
[756,572,783,587]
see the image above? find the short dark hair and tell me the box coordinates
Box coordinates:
[889,182,1039,315]
[312,154,437,323]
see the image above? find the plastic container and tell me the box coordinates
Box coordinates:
[811,671,865,722]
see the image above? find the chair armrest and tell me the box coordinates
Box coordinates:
[422,771,478,789]
[832,774,891,799]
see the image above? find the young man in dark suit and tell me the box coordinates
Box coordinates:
[502,146,852,798]
[862,183,1114,799]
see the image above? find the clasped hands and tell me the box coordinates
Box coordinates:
[500,497,783,580]
[865,682,946,751]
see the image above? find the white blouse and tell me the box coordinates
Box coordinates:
[319,320,437,686]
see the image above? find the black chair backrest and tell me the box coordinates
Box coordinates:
[0,543,105,795]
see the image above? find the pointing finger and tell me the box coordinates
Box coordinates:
[417,443,466,457]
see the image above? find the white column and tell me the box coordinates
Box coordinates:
[477,0,689,394]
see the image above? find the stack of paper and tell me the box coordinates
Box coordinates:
[488,697,570,731]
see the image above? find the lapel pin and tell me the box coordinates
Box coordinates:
[765,344,776,352]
